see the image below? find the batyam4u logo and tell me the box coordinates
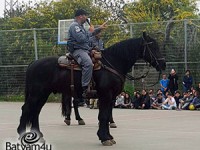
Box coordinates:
[5,131,52,150]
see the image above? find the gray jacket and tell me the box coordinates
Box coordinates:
[89,36,104,51]
[67,20,101,53]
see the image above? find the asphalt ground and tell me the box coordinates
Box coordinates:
[0,102,200,150]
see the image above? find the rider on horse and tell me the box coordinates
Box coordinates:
[67,9,107,97]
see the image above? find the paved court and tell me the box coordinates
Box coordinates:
[0,102,200,150]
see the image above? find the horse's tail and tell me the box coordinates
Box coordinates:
[25,62,33,103]
[61,96,67,117]
[61,94,72,117]
[23,62,34,125]
[24,75,29,103]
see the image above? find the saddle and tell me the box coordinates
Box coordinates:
[58,50,102,70]
[58,50,102,98]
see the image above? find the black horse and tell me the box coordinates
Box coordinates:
[17,32,166,146]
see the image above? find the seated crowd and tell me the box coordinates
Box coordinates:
[88,88,200,110]
[114,88,200,110]
[88,69,200,110]
[114,69,200,110]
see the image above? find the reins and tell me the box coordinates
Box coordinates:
[142,39,164,87]
[101,38,164,87]
[101,40,150,81]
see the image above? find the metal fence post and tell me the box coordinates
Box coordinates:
[0,47,2,65]
[33,28,38,60]
[0,32,2,65]
[130,24,135,88]
[184,20,188,70]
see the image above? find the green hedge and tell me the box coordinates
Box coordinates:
[0,94,61,102]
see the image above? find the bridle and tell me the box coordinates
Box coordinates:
[142,38,165,70]
[102,38,165,86]
[141,38,165,87]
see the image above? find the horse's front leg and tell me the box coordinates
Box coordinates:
[73,98,85,125]
[109,99,117,128]
[108,103,116,144]
[97,95,114,146]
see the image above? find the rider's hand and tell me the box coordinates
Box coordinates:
[89,25,95,32]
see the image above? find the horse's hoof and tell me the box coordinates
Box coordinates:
[102,140,113,146]
[110,123,117,128]
[110,139,116,144]
[64,119,71,125]
[78,120,86,125]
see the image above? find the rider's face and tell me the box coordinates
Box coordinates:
[79,15,87,24]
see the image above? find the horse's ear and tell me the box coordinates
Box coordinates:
[142,32,148,41]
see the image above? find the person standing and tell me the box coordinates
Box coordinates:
[67,9,107,97]
[160,74,169,95]
[182,70,193,92]
[168,69,178,96]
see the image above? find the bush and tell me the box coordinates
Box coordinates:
[123,82,134,96]
[0,94,61,102]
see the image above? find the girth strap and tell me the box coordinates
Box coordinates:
[70,60,75,96]
[103,65,125,83]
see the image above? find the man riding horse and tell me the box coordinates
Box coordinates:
[17,10,166,145]
[67,9,107,97]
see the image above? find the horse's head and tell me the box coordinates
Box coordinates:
[141,32,166,71]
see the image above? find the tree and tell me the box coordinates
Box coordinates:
[123,0,199,56]
[124,0,198,22]
[0,0,111,29]
[123,0,199,44]
[93,0,128,23]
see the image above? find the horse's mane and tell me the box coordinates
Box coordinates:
[103,37,142,60]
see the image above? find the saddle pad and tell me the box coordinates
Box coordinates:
[58,55,101,71]
[58,56,69,65]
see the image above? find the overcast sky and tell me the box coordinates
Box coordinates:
[0,0,39,17]
[0,0,200,17]
[0,0,5,17]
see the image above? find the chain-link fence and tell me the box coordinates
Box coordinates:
[1,19,200,96]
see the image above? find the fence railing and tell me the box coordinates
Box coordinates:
[1,19,200,95]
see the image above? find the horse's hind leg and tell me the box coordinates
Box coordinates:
[73,98,85,125]
[30,94,49,138]
[62,94,72,125]
[17,93,47,138]
[17,102,30,137]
